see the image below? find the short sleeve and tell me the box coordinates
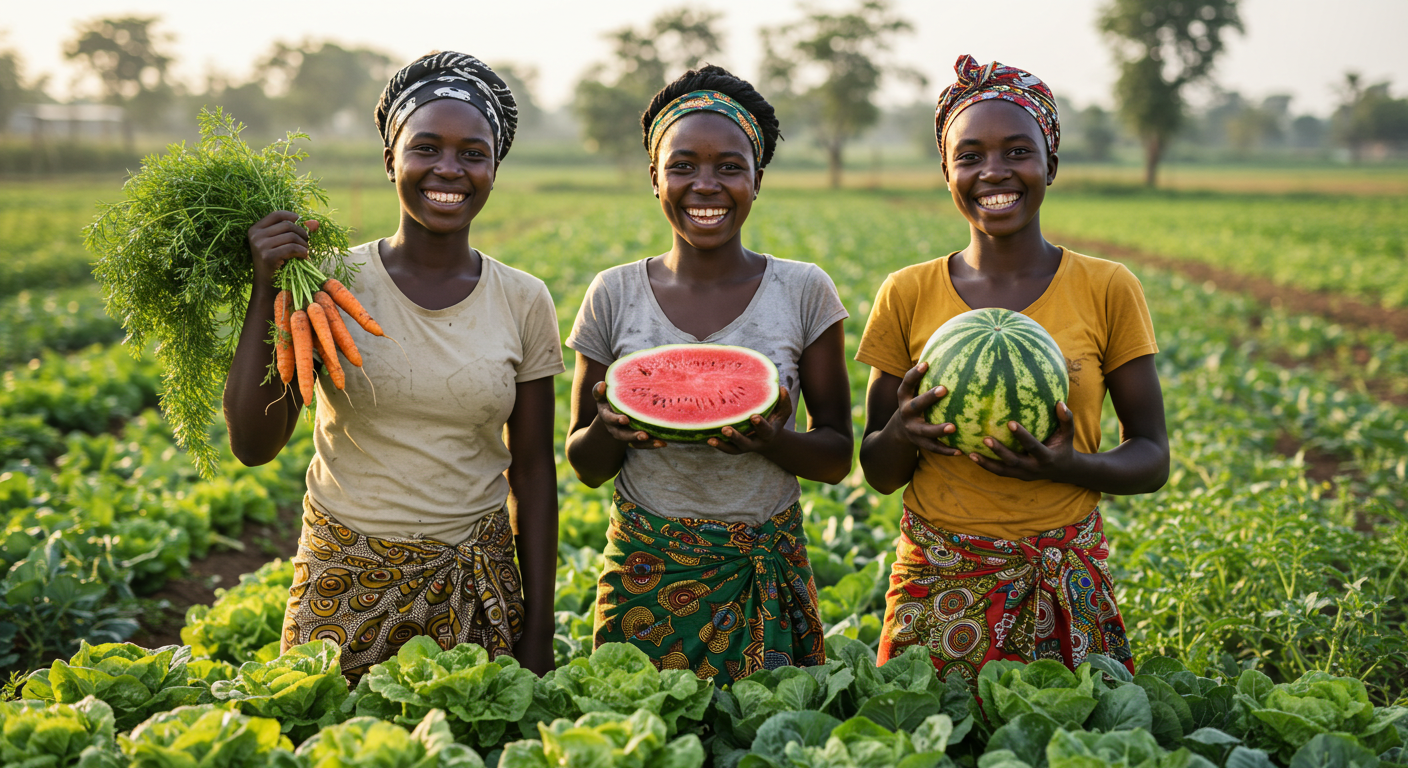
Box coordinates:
[855,272,916,378]
[564,272,616,366]
[800,264,850,348]
[1101,265,1159,374]
[515,282,566,382]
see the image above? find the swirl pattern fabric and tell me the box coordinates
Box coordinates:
[282,497,524,683]
[934,54,1060,166]
[647,90,764,163]
[878,507,1133,684]
[594,494,825,685]
[375,51,518,159]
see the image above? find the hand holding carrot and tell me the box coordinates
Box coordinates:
[248,211,320,289]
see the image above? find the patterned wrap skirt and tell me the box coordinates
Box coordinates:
[878,508,1134,683]
[594,494,826,685]
[282,497,525,682]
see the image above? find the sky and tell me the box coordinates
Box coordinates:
[5,0,1407,118]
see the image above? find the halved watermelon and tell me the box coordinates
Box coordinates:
[605,343,780,443]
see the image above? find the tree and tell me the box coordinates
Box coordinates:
[257,41,393,135]
[760,0,921,188]
[0,47,30,130]
[1099,0,1242,186]
[1333,73,1408,162]
[65,16,175,139]
[573,8,723,166]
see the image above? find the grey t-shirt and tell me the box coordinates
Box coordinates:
[566,255,849,526]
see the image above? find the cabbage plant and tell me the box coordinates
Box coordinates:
[21,641,205,730]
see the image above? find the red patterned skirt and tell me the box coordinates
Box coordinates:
[877,508,1134,683]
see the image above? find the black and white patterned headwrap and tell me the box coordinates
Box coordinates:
[375,51,518,160]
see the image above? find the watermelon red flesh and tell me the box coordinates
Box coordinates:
[605,344,780,442]
[918,308,1068,459]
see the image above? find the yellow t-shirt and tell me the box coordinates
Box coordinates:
[855,247,1158,539]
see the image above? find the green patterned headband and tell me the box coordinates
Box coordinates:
[647,90,764,164]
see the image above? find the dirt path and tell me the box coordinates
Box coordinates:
[1053,235,1408,342]
[130,505,300,648]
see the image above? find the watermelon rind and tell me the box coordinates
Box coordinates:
[605,343,781,443]
[918,308,1068,459]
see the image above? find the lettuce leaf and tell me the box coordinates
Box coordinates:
[345,635,536,750]
[119,703,298,767]
[21,641,205,730]
[500,708,704,768]
[294,709,485,768]
[210,638,348,743]
[0,695,123,768]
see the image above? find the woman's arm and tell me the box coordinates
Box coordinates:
[859,363,964,495]
[223,212,317,466]
[565,352,665,488]
[970,354,1169,494]
[505,375,558,676]
[706,321,854,484]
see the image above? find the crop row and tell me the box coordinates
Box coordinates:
[5,607,1406,768]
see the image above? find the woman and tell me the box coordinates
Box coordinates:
[564,66,853,684]
[223,52,561,681]
[857,56,1170,682]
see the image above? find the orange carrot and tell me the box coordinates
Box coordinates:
[291,309,315,403]
[274,290,294,385]
[313,291,362,367]
[323,278,383,336]
[306,303,345,390]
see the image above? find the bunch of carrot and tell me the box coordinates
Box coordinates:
[271,254,383,403]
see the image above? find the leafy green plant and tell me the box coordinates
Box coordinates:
[119,703,297,767]
[182,558,293,665]
[734,710,954,768]
[521,642,713,739]
[210,639,348,743]
[1234,668,1407,763]
[500,708,705,768]
[295,709,485,768]
[0,695,122,768]
[21,641,204,730]
[86,107,352,475]
[345,635,537,750]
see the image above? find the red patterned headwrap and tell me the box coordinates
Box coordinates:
[934,55,1060,168]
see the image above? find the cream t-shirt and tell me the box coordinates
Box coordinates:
[305,241,564,544]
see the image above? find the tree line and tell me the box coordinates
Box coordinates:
[1,0,1406,186]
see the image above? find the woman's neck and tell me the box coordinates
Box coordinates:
[384,220,477,273]
[658,233,758,285]
[960,214,1061,276]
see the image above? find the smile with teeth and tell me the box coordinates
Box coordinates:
[685,207,728,224]
[423,190,466,205]
[976,192,1021,210]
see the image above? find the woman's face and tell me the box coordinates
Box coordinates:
[384,98,498,235]
[943,99,1058,239]
[650,111,763,252]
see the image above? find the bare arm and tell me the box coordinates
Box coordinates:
[222,212,317,466]
[706,320,854,484]
[564,352,664,488]
[859,363,963,495]
[506,375,558,676]
[972,354,1169,494]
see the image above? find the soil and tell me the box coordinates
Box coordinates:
[1052,235,1408,342]
[129,504,301,649]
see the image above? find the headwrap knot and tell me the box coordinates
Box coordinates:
[375,51,519,160]
[934,54,1060,167]
[647,90,764,164]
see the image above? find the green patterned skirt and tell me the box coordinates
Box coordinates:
[594,494,826,685]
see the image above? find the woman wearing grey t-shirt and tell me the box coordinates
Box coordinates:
[565,66,853,684]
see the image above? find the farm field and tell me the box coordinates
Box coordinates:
[2,168,1406,767]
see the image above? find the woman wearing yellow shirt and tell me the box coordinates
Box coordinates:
[857,56,1169,682]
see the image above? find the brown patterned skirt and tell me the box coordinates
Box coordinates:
[282,497,525,682]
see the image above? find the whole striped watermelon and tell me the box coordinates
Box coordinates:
[918,308,1068,459]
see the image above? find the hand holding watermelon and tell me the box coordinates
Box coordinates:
[891,362,967,456]
[591,381,666,449]
[707,386,793,455]
[968,400,1078,481]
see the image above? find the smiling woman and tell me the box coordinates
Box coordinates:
[856,55,1170,685]
[221,51,563,682]
[563,65,855,685]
